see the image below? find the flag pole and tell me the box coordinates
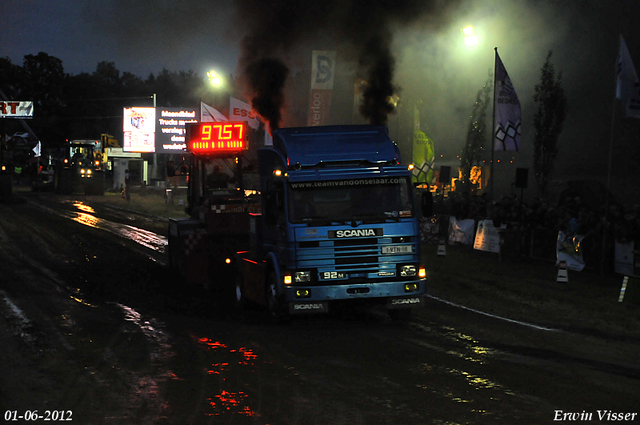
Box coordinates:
[600,35,622,274]
[605,35,621,205]
[490,47,498,198]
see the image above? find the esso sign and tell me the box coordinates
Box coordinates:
[232,107,256,119]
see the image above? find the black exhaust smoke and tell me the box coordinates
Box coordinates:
[234,0,459,130]
[359,34,396,125]
[243,58,289,133]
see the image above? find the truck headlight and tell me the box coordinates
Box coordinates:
[294,271,311,283]
[400,265,417,277]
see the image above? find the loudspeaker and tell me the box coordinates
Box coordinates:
[439,166,451,183]
[515,168,528,188]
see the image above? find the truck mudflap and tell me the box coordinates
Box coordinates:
[387,295,426,309]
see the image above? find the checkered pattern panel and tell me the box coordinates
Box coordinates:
[184,229,206,256]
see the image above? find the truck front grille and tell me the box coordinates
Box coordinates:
[295,236,416,283]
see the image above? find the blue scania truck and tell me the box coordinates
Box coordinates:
[168,123,427,320]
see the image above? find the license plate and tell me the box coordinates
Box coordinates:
[319,271,347,280]
[382,245,413,254]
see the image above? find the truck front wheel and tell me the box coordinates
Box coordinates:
[266,272,288,324]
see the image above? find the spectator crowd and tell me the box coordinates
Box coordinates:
[431,189,640,272]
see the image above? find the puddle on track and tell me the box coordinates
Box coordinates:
[33,201,167,254]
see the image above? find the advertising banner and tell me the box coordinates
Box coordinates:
[123,107,156,153]
[556,231,585,271]
[155,107,198,153]
[615,241,636,275]
[473,220,500,253]
[448,217,475,245]
[308,51,336,126]
[229,97,260,130]
[0,101,34,119]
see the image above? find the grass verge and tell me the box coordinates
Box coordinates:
[422,243,640,340]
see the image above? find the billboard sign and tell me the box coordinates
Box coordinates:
[156,107,198,153]
[1,101,34,119]
[308,51,336,126]
[122,106,198,153]
[123,107,156,152]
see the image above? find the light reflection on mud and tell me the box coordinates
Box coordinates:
[114,304,176,422]
[208,390,257,417]
[118,304,173,362]
[196,336,262,418]
[70,295,97,307]
[412,323,497,364]
[35,202,167,254]
[410,323,513,420]
[73,202,96,214]
[0,290,37,346]
[415,362,515,416]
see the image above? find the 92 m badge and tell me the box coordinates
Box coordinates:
[320,271,347,280]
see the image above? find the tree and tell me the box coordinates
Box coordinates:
[21,52,67,146]
[21,52,65,113]
[0,57,22,98]
[148,69,203,107]
[533,51,567,197]
[460,77,492,193]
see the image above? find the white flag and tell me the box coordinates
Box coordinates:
[616,36,640,119]
[229,97,261,130]
[32,141,41,157]
[494,51,522,151]
[200,102,227,122]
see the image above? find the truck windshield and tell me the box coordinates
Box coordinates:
[69,146,94,160]
[288,176,414,224]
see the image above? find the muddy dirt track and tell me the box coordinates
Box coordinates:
[0,191,638,424]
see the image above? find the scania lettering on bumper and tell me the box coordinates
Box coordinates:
[289,301,328,314]
[387,296,425,309]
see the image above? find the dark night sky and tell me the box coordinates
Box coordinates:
[2,0,640,198]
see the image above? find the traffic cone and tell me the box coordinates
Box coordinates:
[556,261,568,283]
[437,236,446,256]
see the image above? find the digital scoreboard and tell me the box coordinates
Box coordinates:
[187,122,248,154]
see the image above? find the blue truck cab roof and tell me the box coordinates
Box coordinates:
[258,125,404,181]
[272,125,400,166]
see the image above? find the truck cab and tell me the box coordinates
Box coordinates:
[239,125,426,319]
[54,139,105,195]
